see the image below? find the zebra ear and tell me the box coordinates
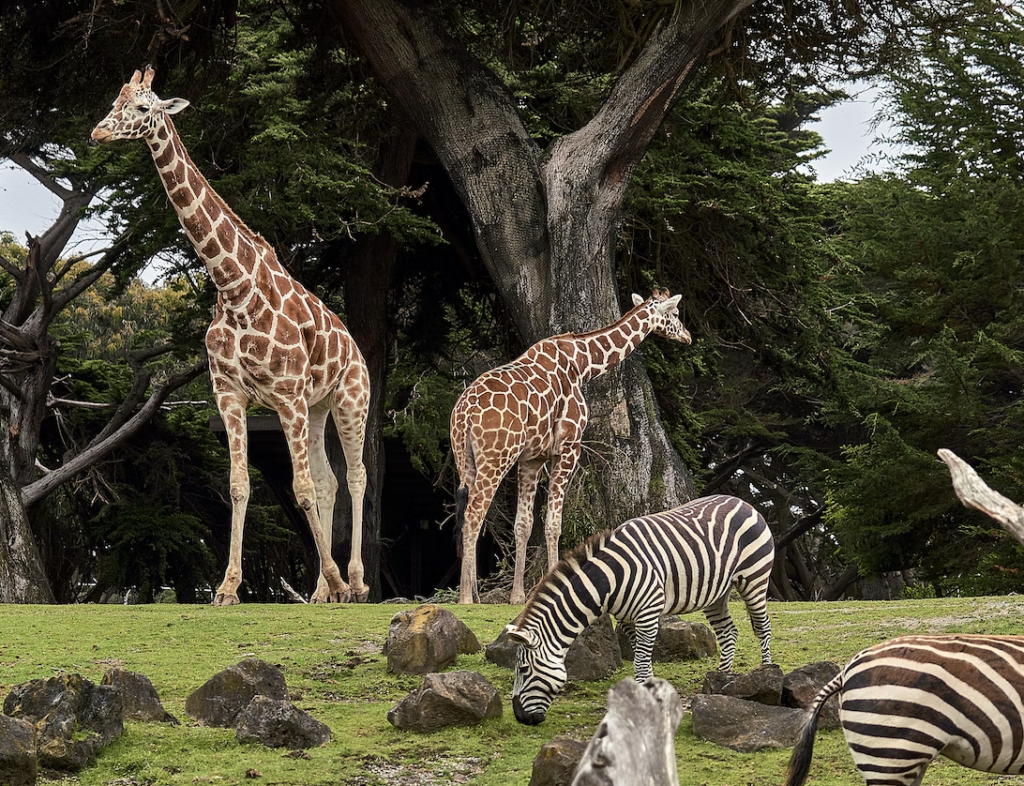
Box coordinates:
[631,293,644,307]
[505,624,540,650]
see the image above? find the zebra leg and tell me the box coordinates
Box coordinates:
[702,593,739,671]
[630,614,661,683]
[617,620,637,656]
[736,580,772,664]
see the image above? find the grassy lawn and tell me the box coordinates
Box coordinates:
[2,596,1024,785]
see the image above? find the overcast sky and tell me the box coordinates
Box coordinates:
[0,88,893,257]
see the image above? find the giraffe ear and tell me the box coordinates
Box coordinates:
[505,624,540,650]
[657,294,682,313]
[159,98,190,115]
[631,293,644,307]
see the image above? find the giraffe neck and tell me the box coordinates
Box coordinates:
[146,115,276,300]
[571,304,653,383]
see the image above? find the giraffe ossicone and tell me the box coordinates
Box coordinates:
[450,288,691,605]
[92,66,371,606]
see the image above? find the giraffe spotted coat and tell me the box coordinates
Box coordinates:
[450,290,691,604]
[92,67,370,606]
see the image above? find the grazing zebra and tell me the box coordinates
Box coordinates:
[784,634,1024,786]
[505,494,774,725]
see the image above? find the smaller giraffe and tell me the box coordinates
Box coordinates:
[92,67,371,605]
[450,289,691,605]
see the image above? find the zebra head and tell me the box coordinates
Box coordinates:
[506,623,566,725]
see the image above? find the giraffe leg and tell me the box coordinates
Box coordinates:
[282,402,347,603]
[459,474,500,604]
[541,438,583,572]
[332,380,369,603]
[213,394,249,607]
[511,459,544,605]
[307,404,348,603]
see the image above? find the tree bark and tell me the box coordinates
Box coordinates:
[331,0,753,532]
[0,462,54,603]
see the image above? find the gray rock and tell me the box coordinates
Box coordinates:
[484,628,519,669]
[235,696,331,748]
[566,614,621,682]
[387,671,502,732]
[701,664,784,705]
[4,673,123,771]
[617,616,717,663]
[384,604,481,676]
[690,694,806,752]
[102,668,179,724]
[783,661,842,730]
[572,679,684,786]
[185,659,287,727]
[529,735,587,786]
[0,714,37,786]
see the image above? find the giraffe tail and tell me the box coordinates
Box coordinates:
[454,484,469,559]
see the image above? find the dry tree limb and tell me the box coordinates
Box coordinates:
[937,448,1024,546]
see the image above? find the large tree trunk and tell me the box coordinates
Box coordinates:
[335,117,420,602]
[332,0,753,530]
[0,463,54,603]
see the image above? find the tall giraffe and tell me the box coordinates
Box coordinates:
[450,289,691,605]
[91,67,370,605]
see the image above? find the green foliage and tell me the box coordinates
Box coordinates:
[810,3,1024,589]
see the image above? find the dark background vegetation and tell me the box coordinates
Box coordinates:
[1,0,1022,604]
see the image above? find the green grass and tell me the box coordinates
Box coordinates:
[3,596,1024,785]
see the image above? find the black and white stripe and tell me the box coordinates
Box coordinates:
[784,634,1024,786]
[506,494,774,724]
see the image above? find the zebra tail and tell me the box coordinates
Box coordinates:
[782,674,843,786]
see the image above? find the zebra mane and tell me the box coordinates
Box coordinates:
[515,529,613,625]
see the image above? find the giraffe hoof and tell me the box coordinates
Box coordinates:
[213,593,240,607]
[350,588,370,603]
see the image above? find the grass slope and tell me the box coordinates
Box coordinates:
[1,596,1023,786]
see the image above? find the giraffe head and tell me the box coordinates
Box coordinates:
[632,289,691,345]
[91,66,189,144]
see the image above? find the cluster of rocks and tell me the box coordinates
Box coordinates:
[526,659,841,786]
[0,658,329,786]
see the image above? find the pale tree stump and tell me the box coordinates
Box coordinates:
[937,449,1024,544]
[571,678,683,786]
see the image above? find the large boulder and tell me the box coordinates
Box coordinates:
[782,661,842,730]
[690,694,806,753]
[701,664,784,705]
[4,674,123,771]
[566,614,622,681]
[185,659,287,728]
[384,604,481,676]
[616,616,717,663]
[235,696,331,749]
[101,668,179,724]
[529,735,588,786]
[0,714,37,786]
[387,671,501,732]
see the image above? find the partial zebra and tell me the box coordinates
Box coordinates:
[506,494,774,725]
[784,634,1024,786]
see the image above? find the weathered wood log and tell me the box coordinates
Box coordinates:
[937,449,1024,545]
[571,678,683,786]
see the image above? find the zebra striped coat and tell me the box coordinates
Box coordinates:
[506,494,774,725]
[784,634,1024,786]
